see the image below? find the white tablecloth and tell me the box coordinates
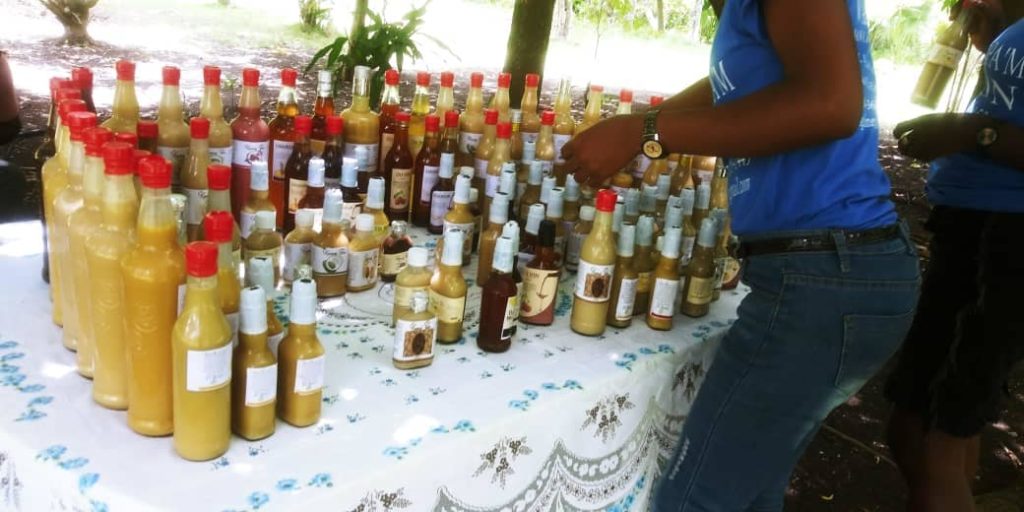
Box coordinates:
[0,221,744,512]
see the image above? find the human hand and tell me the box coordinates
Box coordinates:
[560,114,644,188]
[894,113,986,161]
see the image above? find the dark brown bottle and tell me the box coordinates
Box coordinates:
[412,114,441,227]
[297,156,326,221]
[284,114,313,232]
[384,111,414,221]
[322,115,344,189]
[521,220,559,326]
[428,155,456,235]
[478,236,518,353]
[381,220,413,283]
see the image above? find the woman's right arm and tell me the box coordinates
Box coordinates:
[658,78,714,112]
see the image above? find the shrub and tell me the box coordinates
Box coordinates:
[299,0,333,34]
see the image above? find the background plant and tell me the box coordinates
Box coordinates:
[868,2,931,64]
[298,0,333,34]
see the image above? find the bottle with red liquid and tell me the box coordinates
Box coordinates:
[137,121,159,153]
[384,112,414,221]
[268,68,300,229]
[310,70,334,156]
[230,68,270,222]
[378,69,401,172]
[412,114,441,227]
[284,115,314,232]
[322,115,344,189]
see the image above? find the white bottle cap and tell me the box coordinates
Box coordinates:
[499,164,516,197]
[295,208,314,228]
[250,161,269,191]
[617,223,635,257]
[308,157,326,187]
[492,236,514,273]
[441,230,464,266]
[240,286,268,335]
[679,187,696,215]
[341,157,358,187]
[247,256,276,295]
[407,246,428,268]
[454,175,471,204]
[540,176,556,205]
[318,69,333,89]
[410,290,429,313]
[640,184,658,212]
[290,278,318,325]
[661,227,682,259]
[696,183,711,210]
[665,204,684,230]
[625,188,640,216]
[528,160,544,185]
[458,166,475,180]
[656,235,664,252]
[546,187,564,219]
[666,194,681,211]
[255,210,276,230]
[656,173,671,200]
[367,177,385,209]
[490,192,509,224]
[355,213,374,232]
[698,217,719,248]
[526,203,545,235]
[636,215,654,246]
[564,174,580,201]
[502,220,520,251]
[323,189,343,222]
[579,205,596,221]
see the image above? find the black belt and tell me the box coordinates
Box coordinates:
[737,225,901,259]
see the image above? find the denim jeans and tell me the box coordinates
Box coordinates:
[653,223,921,512]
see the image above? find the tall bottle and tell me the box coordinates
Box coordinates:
[381,220,413,283]
[205,211,242,345]
[283,209,316,284]
[384,112,415,220]
[443,175,475,265]
[156,66,190,191]
[200,66,233,165]
[268,68,300,228]
[233,286,277,440]
[101,60,139,134]
[518,160,543,224]
[122,156,185,436]
[298,156,327,232]
[429,151,457,235]
[310,70,335,156]
[231,68,270,220]
[72,66,95,113]
[182,118,211,242]
[566,205,594,273]
[86,142,139,410]
[339,157,363,227]
[348,214,380,292]
[545,187,567,266]
[459,72,486,167]
[575,85,605,134]
[692,182,711,234]
[365,177,391,244]
[393,246,432,326]
[679,188,697,264]
[42,95,83,309]
[244,211,283,283]
[478,236,517,353]
[379,69,402,173]
[437,71,456,128]
[644,226,680,330]
[521,220,560,326]
[323,115,344,189]
[632,215,656,316]
[342,66,381,192]
[570,189,616,336]
[552,78,576,182]
[680,218,718,318]
[518,203,546,274]
[313,189,349,297]
[409,71,432,159]
[284,115,314,232]
[413,114,441,227]
[247,256,285,355]
[477,192,510,286]
[520,73,541,147]
[484,121,513,219]
[430,230,468,344]
[473,108,500,205]
[490,72,512,122]
[240,161,276,241]
[607,223,638,328]
[912,6,973,109]
[393,290,437,369]
[534,110,556,180]
[137,120,158,153]
[172,241,232,461]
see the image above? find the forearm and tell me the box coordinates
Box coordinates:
[658,77,714,112]
[987,123,1024,170]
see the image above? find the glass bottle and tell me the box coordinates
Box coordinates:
[310,70,335,156]
[101,60,139,134]
[381,221,413,283]
[204,211,242,344]
[566,205,594,273]
[563,173,581,233]
[479,236,517,353]
[552,78,576,183]
[437,71,455,128]
[298,156,327,231]
[520,73,541,147]
[710,209,730,301]
[500,162,518,225]
[283,208,316,284]
[233,286,277,440]
[679,188,697,265]
[244,211,283,283]
[172,241,232,461]
[393,290,436,369]
[268,68,300,229]
[473,108,499,203]
[484,121,512,219]
[393,246,431,326]
[647,227,682,330]
[337,156,362,227]
[384,111,415,220]
[413,114,441,227]
[313,189,349,297]
[680,218,718,318]
[182,118,211,242]
[201,164,243,264]
[477,192,510,286]
[690,155,716,188]
[670,155,693,196]
[200,66,233,165]
[284,115,314,232]
[521,220,560,326]
[459,72,486,168]
[379,68,401,171]
[247,256,285,355]
[342,66,381,192]
[570,189,616,336]
[575,85,604,134]
[470,188,483,255]
[428,111,459,234]
[277,278,326,427]
[365,176,391,244]
[409,71,432,160]
[430,230,468,344]
[137,120,158,153]
[72,66,95,113]
[607,223,638,328]
[518,203,546,273]
[487,71,510,119]
[240,161,275,241]
[503,221,524,318]
[348,214,380,292]
[156,66,190,192]
[46,96,87,309]
[535,110,556,180]
[624,188,640,225]
[632,215,656,317]
[691,182,711,235]
[231,68,270,220]
[323,115,344,189]
[518,160,543,224]
[443,175,475,265]
[545,187,567,266]
[912,6,973,109]
[617,88,633,115]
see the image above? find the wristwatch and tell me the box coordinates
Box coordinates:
[976,125,1000,157]
[642,108,667,160]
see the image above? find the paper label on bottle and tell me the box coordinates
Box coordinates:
[183,187,208,225]
[500,295,518,341]
[649,277,679,319]
[615,277,638,321]
[268,332,285,358]
[157,146,189,187]
[186,343,232,392]
[552,134,572,164]
[430,191,455,228]
[209,146,233,166]
[344,142,379,173]
[429,291,466,324]
[682,236,697,262]
[389,167,413,210]
[293,355,325,395]
[539,160,554,178]
[232,140,269,169]
[177,283,187,315]
[443,220,474,244]
[240,211,257,239]
[459,132,483,156]
[395,284,428,313]
[928,43,964,69]
[636,270,653,293]
[420,165,440,203]
[485,174,500,198]
[686,276,714,306]
[288,178,308,213]
[474,158,490,179]
[342,201,362,227]
[313,245,348,275]
[574,260,614,302]
[713,257,728,291]
[379,133,395,171]
[284,241,312,282]
[245,364,277,406]
[394,317,437,362]
[382,251,408,277]
[348,248,379,288]
[567,231,586,266]
[522,131,540,146]
[271,140,294,180]
[522,267,559,323]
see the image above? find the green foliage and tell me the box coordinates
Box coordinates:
[299,0,333,33]
[698,0,718,43]
[868,3,931,64]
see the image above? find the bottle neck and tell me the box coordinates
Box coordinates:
[522,87,538,113]
[412,86,430,114]
[159,85,184,120]
[185,274,219,306]
[277,86,298,112]
[593,210,613,235]
[539,124,553,141]
[217,241,234,270]
[67,141,86,185]
[112,79,139,118]
[466,87,484,113]
[201,85,224,120]
[382,83,400,106]
[137,187,178,249]
[238,84,261,113]
[395,123,410,146]
[102,174,138,229]
[209,189,232,212]
[350,94,370,113]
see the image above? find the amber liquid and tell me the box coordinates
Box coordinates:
[268,93,299,229]
[232,331,277,440]
[384,123,415,221]
[412,129,441,227]
[478,271,517,353]
[283,136,313,232]
[277,322,325,427]
[381,234,413,283]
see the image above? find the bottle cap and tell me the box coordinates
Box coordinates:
[499,163,516,196]
[441,230,464,265]
[655,235,664,252]
[137,120,158,139]
[527,160,544,185]
[656,173,671,200]
[679,187,695,214]
[203,65,221,86]
[240,286,268,335]
[84,127,113,157]
[356,213,374,232]
[521,140,536,163]
[416,71,430,87]
[526,73,540,87]
[367,177,385,209]
[541,110,555,125]
[445,110,460,128]
[484,108,499,125]
[207,164,231,190]
[56,86,81,102]
[395,111,411,123]
[308,157,326,187]
[526,203,545,235]
[114,131,138,148]
[624,188,640,216]
[546,187,564,218]
[619,89,633,103]
[496,72,512,88]
[662,227,682,259]
[695,183,711,209]
[190,117,210,139]
[618,223,636,257]
[324,189,343,221]
[102,142,135,175]
[453,174,471,204]
[255,210,275,230]
[385,68,400,86]
[58,98,85,124]
[204,211,233,242]
[247,256,276,296]
[295,208,314,228]
[341,157,358,187]
[115,60,135,81]
[425,114,440,133]
[50,77,71,97]
[590,84,604,93]
[540,176,556,204]
[579,205,595,221]
[492,236,514,273]
[326,115,343,135]
[67,111,97,141]
[502,221,520,251]
[162,66,180,86]
[697,217,718,248]
[242,67,260,87]
[496,122,512,139]
[281,67,298,87]
[490,192,509,224]
[665,204,683,229]
[294,115,312,134]
[636,215,654,245]
[564,173,580,201]
[595,189,617,213]
[640,184,657,212]
[538,219,555,247]
[650,95,664,107]
[666,194,681,211]
[72,67,93,89]
[250,161,269,191]
[410,290,429,313]
[139,155,171,189]
[440,71,454,88]
[290,278,318,325]
[185,241,218,278]
[133,150,151,174]
[470,72,484,88]
[408,246,428,267]
[458,166,474,180]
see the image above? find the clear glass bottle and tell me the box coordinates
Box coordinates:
[912,6,973,109]
[570,190,616,336]
[393,246,432,327]
[393,290,436,369]
[647,227,682,330]
[268,68,300,228]
[204,211,242,345]
[381,221,413,283]
[101,60,139,134]
[341,66,381,192]
[313,189,349,297]
[518,160,543,224]
[430,230,468,344]
[233,286,277,441]
[310,70,335,156]
[277,278,326,427]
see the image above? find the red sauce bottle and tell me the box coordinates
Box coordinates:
[412,114,441,227]
[230,68,270,222]
[383,111,414,221]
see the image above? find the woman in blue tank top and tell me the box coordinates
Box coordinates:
[562,0,921,509]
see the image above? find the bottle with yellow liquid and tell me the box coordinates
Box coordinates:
[172,241,232,461]
[437,72,456,129]
[477,192,510,287]
[240,161,276,241]
[365,176,391,245]
[575,85,604,134]
[278,278,326,427]
[519,74,541,147]
[200,66,233,165]
[570,189,616,336]
[182,118,211,242]
[101,60,139,134]
[393,290,436,369]
[393,247,432,327]
[535,110,556,180]
[563,173,581,234]
[431,230,468,343]
[312,189,349,298]
[552,78,576,182]
[490,72,512,122]
[202,164,242,264]
[283,209,316,285]
[348,214,380,292]
[679,188,697,265]
[204,211,242,345]
[632,215,656,317]
[680,218,719,318]
[156,66,190,191]
[247,256,285,355]
[473,109,499,204]
[607,223,638,329]
[409,71,432,160]
[122,156,185,436]
[233,286,277,441]
[244,211,283,283]
[692,182,711,235]
[647,227,682,331]
[459,72,486,168]
[341,66,381,188]
[443,175,475,265]
[484,122,512,218]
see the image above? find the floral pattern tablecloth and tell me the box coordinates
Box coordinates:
[0,221,744,512]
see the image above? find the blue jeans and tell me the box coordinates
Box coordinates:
[653,224,921,512]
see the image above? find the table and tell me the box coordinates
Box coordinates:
[0,221,744,512]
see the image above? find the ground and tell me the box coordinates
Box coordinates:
[2,0,1022,510]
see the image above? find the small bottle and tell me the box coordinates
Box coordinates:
[284,114,314,232]
[413,114,442,227]
[283,209,316,284]
[478,236,518,353]
[393,290,436,369]
[473,108,500,203]
[563,173,581,234]
[232,286,277,441]
[647,227,682,331]
[277,278,326,427]
[430,230,468,343]
[322,115,344,189]
[244,210,283,284]
[247,256,285,356]
[381,221,413,283]
[632,216,656,317]
[428,149,457,235]
[680,218,718,318]
[443,175,475,265]
[519,203,546,273]
[521,220,560,326]
[205,211,242,344]
[679,188,697,264]
[348,214,380,292]
[570,189,617,336]
[365,176,390,244]
[384,111,415,221]
[312,189,349,297]
[566,205,594,272]
[240,161,276,241]
[393,246,432,326]
[608,223,638,328]
[518,160,543,224]
[624,188,640,225]
[551,77,576,182]
[199,66,233,166]
[298,156,327,230]
[340,157,363,227]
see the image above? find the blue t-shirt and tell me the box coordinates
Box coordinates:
[928,20,1024,213]
[710,0,896,235]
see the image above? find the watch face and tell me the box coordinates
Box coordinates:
[642,140,664,159]
[977,127,998,147]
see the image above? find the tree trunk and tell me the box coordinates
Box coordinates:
[690,0,703,42]
[503,0,556,109]
[40,0,97,46]
[63,19,92,46]
[350,0,368,45]
[555,0,572,39]
[656,0,665,32]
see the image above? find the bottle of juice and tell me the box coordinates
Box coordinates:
[393,246,431,326]
[172,241,232,461]
[566,204,593,273]
[310,70,334,156]
[518,202,545,272]
[490,72,512,122]
[348,214,380,292]
[681,218,718,318]
[72,66,95,113]
[430,230,468,344]
[473,109,499,203]
[428,114,459,234]
[268,68,300,228]
[378,69,401,172]
[86,142,139,409]
[691,182,711,234]
[323,115,344,189]
[521,220,560,326]
[200,66,233,165]
[313,189,349,297]
[520,73,541,147]
[633,215,656,317]
[518,160,543,224]
[443,175,474,265]
[912,6,973,109]
[570,189,616,336]
[247,256,285,353]
[240,161,276,241]
[101,60,139,134]
[277,278,326,427]
[283,208,316,284]
[534,110,555,180]
[342,66,381,192]
[231,68,270,220]
[365,177,390,244]
[393,290,436,369]
[552,78,576,182]
[340,157,362,226]
[477,192,510,286]
[384,112,414,221]
[156,66,190,192]
[284,115,314,232]
[122,156,186,436]
[690,155,716,188]
[670,155,693,196]
[35,77,69,166]
[409,71,432,160]
[502,220,524,315]
[381,221,412,283]
[182,118,211,242]
[201,165,243,264]
[511,109,524,166]
[499,164,518,226]
[607,223,638,329]
[575,85,604,134]
[484,121,512,219]
[478,235,517,353]
[647,226,682,330]
[245,211,283,283]
[459,72,486,167]
[412,114,441,227]
[298,156,327,233]
[233,285,277,441]
[204,211,242,345]
[436,71,455,129]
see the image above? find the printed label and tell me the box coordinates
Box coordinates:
[293,355,325,395]
[631,154,651,179]
[313,245,348,275]
[485,174,500,198]
[500,295,518,341]
[429,291,466,324]
[348,248,379,288]
[474,158,490,179]
[209,146,233,166]
[685,276,714,306]
[157,146,189,187]
[186,343,232,392]
[522,267,559,323]
[928,44,964,69]
[443,220,474,244]
[288,178,308,213]
[574,260,615,302]
[459,132,483,156]
[240,211,257,239]
[420,165,440,203]
[614,277,638,321]
[232,140,269,169]
[552,134,572,164]
[284,241,311,282]
[244,364,277,406]
[430,191,455,228]
[395,284,429,312]
[394,317,437,363]
[344,142,380,173]
[379,133,395,171]
[183,187,208,226]
[650,277,679,319]
[389,167,413,210]
[382,251,408,277]
[271,140,294,180]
